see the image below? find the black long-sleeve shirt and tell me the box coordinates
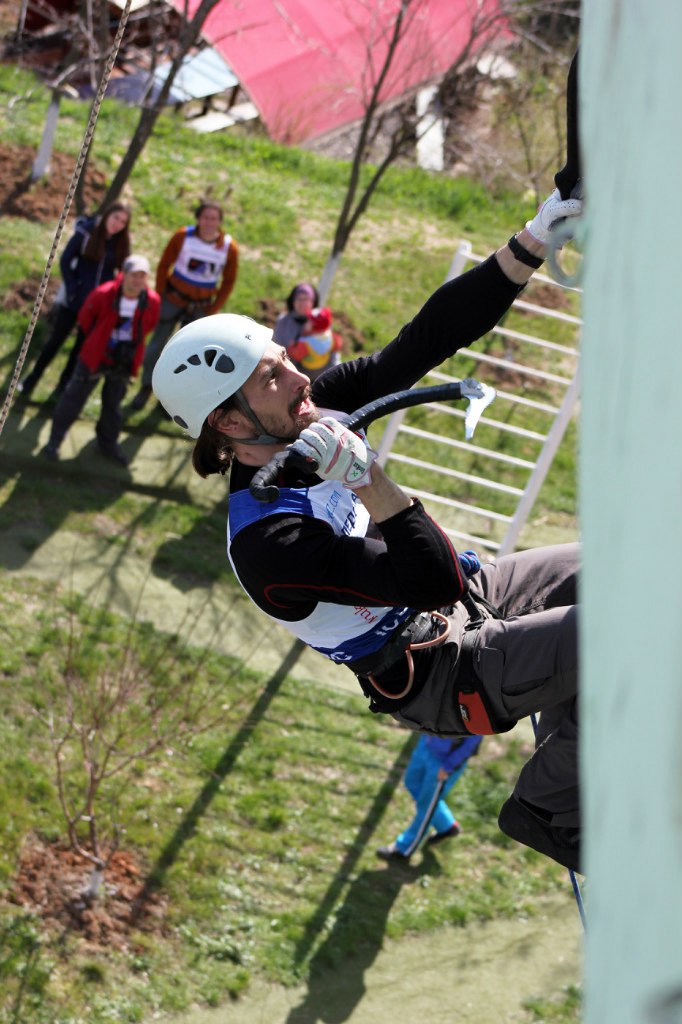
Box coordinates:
[229,255,522,623]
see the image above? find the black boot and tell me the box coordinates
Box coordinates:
[498,796,581,873]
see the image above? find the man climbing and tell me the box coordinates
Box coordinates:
[151,190,583,873]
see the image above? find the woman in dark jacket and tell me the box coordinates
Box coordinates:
[19,201,131,399]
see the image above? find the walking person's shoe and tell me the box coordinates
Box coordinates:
[98,443,129,467]
[426,821,462,847]
[129,385,152,412]
[498,795,581,873]
[376,842,410,863]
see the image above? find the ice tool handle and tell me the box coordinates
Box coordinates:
[554,48,581,202]
[548,49,583,287]
[249,378,496,503]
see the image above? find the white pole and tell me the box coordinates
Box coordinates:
[581,3,682,1021]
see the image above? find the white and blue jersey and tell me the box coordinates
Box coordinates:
[228,476,414,663]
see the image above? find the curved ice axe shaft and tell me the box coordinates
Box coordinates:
[249,378,496,503]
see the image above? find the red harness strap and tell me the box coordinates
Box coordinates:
[457,627,515,736]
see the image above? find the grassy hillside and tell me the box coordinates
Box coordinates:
[0,63,581,1024]
[0,575,578,1024]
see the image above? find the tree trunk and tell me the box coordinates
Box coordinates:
[317,252,343,307]
[102,106,160,207]
[31,89,61,181]
[101,0,224,208]
[73,149,91,215]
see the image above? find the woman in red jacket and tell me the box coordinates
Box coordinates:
[41,255,160,467]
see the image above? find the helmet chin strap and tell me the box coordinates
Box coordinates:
[225,390,298,446]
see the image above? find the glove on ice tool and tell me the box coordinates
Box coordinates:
[249,378,496,503]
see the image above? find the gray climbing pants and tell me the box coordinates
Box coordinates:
[392,543,579,824]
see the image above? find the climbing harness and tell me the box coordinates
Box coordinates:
[0,0,134,440]
[352,611,451,702]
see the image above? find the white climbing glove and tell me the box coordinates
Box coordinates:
[525,187,583,246]
[289,417,377,489]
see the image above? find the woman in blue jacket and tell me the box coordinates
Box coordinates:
[19,201,131,399]
[377,734,483,861]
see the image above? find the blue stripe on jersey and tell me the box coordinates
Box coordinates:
[229,487,314,538]
[173,268,219,287]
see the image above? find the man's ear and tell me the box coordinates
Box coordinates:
[208,406,246,435]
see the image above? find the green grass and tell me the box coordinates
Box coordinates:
[0,63,581,1023]
[0,574,575,1024]
[1,58,579,566]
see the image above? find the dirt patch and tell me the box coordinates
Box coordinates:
[1,271,60,312]
[9,836,167,951]
[0,143,108,221]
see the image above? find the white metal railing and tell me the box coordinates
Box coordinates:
[375,240,582,555]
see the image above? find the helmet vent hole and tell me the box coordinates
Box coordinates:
[216,354,235,374]
[173,415,188,428]
[204,348,217,367]
[188,355,201,366]
[173,364,187,374]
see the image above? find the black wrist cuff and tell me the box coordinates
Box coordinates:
[507,234,545,269]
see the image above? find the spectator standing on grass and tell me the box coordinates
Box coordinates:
[130,200,239,411]
[41,255,160,467]
[273,282,342,383]
[19,201,132,400]
[377,733,483,862]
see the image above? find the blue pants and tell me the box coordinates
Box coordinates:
[395,740,466,857]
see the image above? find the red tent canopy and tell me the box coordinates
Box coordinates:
[174,0,503,143]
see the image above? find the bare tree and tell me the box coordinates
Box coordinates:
[315,0,507,302]
[316,0,579,304]
[4,0,226,210]
[33,594,259,905]
[484,2,579,204]
[13,1,110,183]
[101,0,229,208]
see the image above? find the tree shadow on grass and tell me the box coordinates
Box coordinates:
[131,638,308,919]
[0,402,135,572]
[282,734,424,1023]
[131,643,418,969]
[285,851,438,1024]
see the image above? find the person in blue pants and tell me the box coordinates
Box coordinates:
[377,734,483,861]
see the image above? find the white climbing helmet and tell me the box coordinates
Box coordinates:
[152,314,272,438]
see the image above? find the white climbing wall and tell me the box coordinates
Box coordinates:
[580,3,682,1022]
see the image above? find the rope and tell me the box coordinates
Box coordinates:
[0,0,134,440]
[530,712,586,929]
